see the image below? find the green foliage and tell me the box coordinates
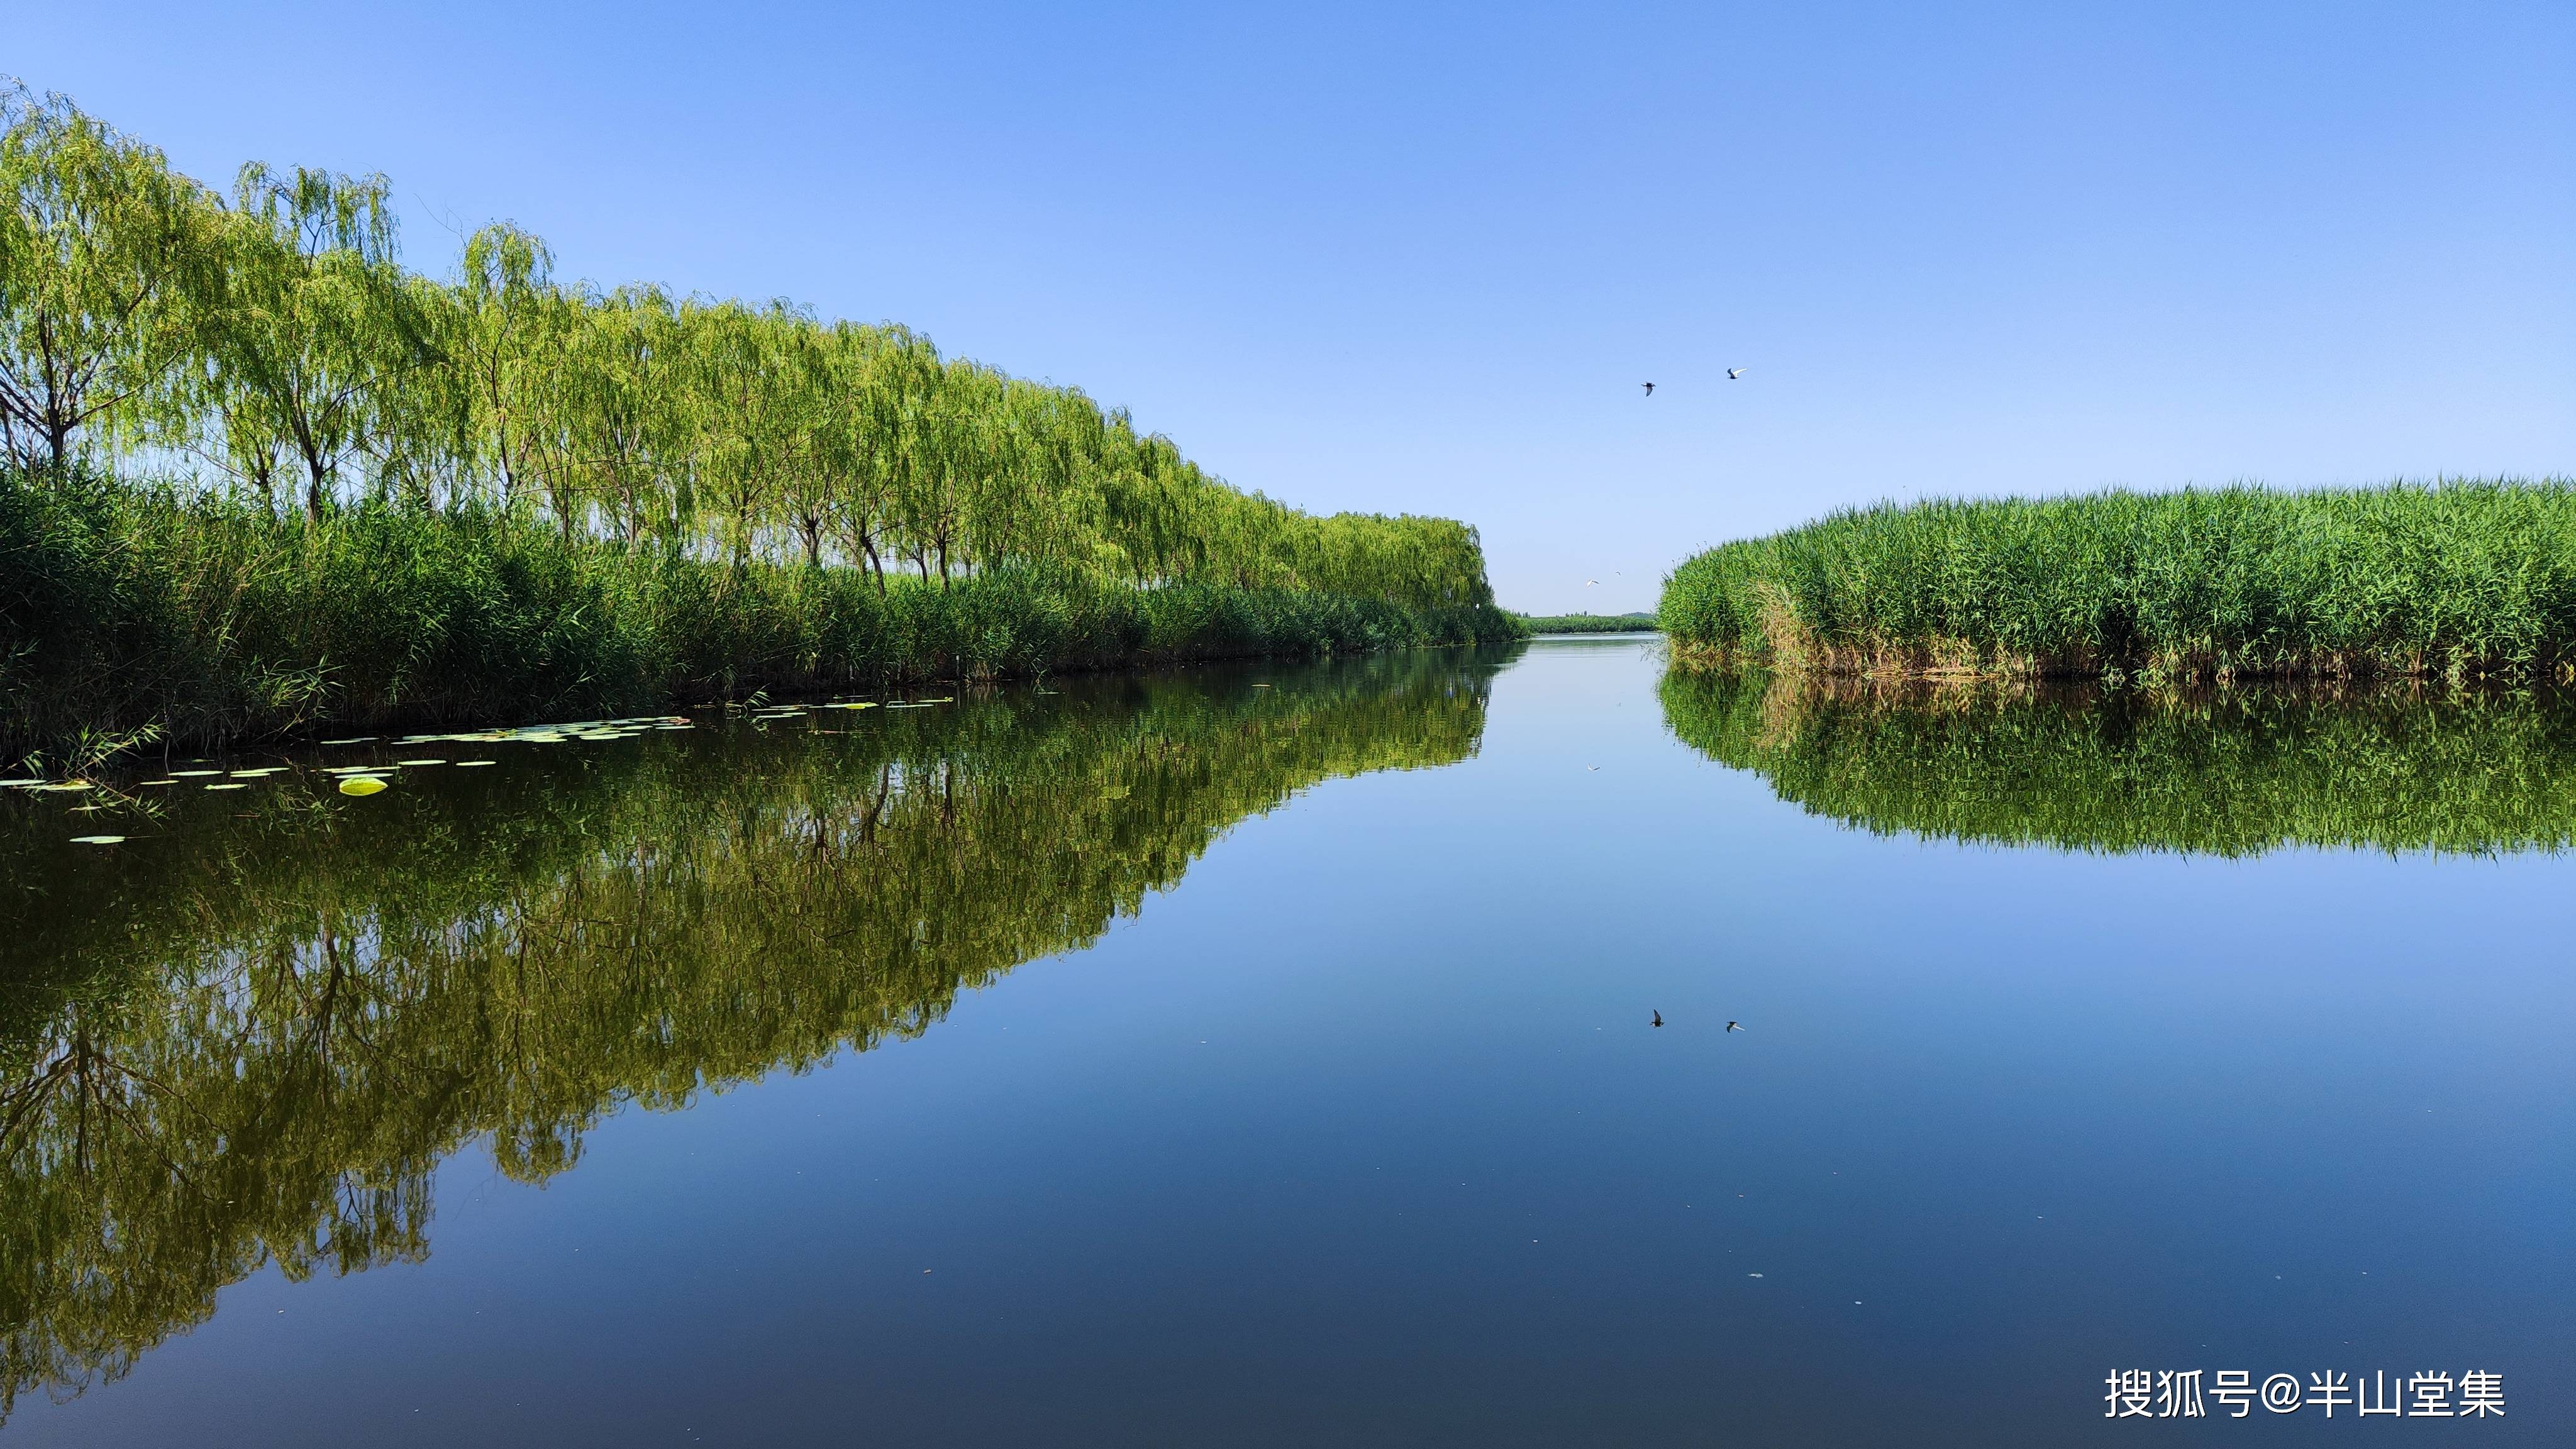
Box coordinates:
[1660,667,2576,856]
[0,85,1516,760]
[0,82,211,469]
[0,473,1513,764]
[1661,482,2576,680]
[1517,612,1654,634]
[0,651,1499,1416]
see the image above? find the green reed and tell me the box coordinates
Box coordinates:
[1661,481,2576,680]
[0,469,1518,766]
[1660,667,2576,857]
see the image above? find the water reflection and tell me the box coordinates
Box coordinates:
[1660,667,2576,856]
[0,650,1502,1421]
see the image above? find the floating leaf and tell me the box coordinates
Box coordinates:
[454,760,497,767]
[320,737,376,745]
[205,783,248,791]
[338,777,390,797]
[397,759,446,767]
[170,770,221,778]
[69,835,125,845]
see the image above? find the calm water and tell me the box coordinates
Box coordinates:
[4,639,2570,1445]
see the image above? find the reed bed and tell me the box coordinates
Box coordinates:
[1660,481,2576,681]
[1,470,1516,767]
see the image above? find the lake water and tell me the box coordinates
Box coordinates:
[4,638,2569,1445]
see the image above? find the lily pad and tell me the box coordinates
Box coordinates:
[170,770,222,778]
[454,760,497,767]
[397,759,447,767]
[205,783,248,791]
[69,835,125,845]
[338,777,390,797]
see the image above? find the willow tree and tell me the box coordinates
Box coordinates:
[818,322,916,591]
[0,84,211,473]
[454,221,572,518]
[558,284,687,548]
[197,164,440,522]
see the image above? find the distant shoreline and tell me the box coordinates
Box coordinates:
[1517,612,1660,635]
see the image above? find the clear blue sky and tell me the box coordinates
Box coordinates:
[21,2,2573,613]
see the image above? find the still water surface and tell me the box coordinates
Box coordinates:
[4,639,2569,1445]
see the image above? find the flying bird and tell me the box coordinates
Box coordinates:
[1652,1010,1663,1028]
[1726,369,1745,380]
[1726,1021,1741,1032]
[1641,382,1655,396]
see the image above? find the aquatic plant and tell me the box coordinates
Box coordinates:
[1660,483,2576,680]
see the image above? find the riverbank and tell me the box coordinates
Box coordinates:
[1,473,1519,770]
[1517,612,1658,634]
[1661,480,2576,681]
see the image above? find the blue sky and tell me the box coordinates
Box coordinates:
[21,1,2572,612]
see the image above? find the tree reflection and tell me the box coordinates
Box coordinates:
[0,652,1499,1418]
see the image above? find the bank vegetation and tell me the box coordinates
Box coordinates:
[0,82,1513,764]
[1661,483,2576,682]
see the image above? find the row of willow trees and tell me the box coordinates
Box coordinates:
[0,83,1494,608]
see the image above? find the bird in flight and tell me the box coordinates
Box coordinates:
[1726,1020,1741,1032]
[1726,368,1745,380]
[1652,1010,1663,1028]
[1585,579,1597,586]
[1641,382,1655,396]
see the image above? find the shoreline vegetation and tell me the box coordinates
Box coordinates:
[1517,611,1659,634]
[1660,668,2576,857]
[0,84,1514,769]
[1661,482,2576,682]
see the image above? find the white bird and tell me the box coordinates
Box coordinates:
[1726,368,1745,380]
[1585,579,1597,586]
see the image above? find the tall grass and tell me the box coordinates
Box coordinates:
[1,467,1519,765]
[1661,481,2576,680]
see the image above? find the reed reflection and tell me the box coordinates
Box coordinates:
[0,650,1501,1421]
[1660,668,2576,857]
